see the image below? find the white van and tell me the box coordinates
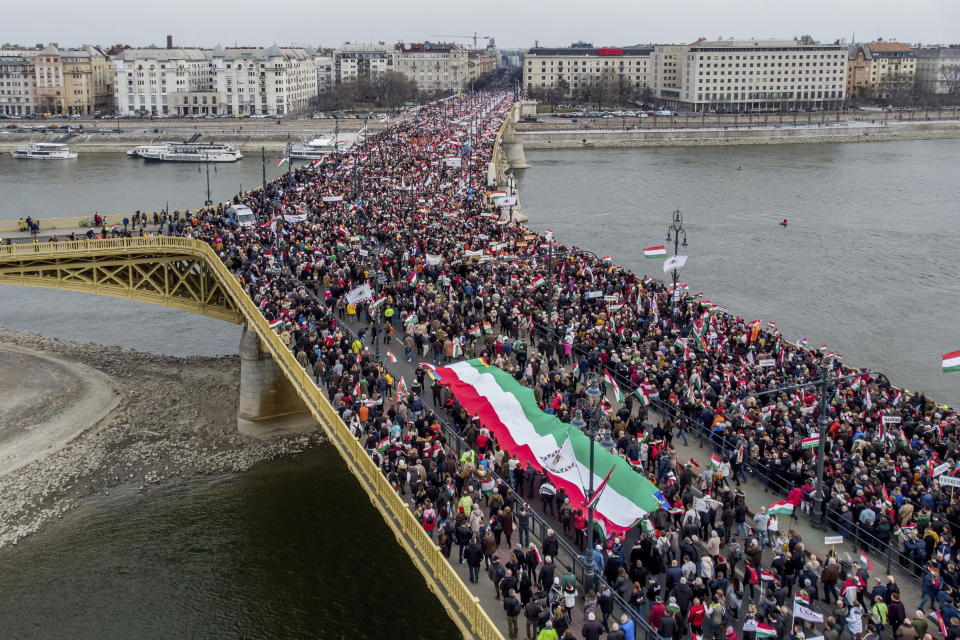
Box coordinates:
[226,204,255,228]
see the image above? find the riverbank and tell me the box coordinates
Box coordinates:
[517,119,960,148]
[0,328,324,549]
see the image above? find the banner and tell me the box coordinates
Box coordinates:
[345,283,373,305]
[443,157,462,168]
[793,602,824,623]
[495,196,518,206]
[425,254,443,266]
[322,196,343,202]
[283,213,307,223]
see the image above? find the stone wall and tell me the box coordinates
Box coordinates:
[516,121,960,149]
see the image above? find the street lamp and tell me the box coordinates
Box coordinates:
[665,209,688,302]
[740,356,867,529]
[572,372,606,587]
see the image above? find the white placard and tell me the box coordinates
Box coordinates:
[939,475,960,488]
[357,249,369,256]
[322,196,343,202]
[882,415,902,425]
[934,462,951,477]
[824,536,844,545]
[759,358,776,367]
[585,291,603,300]
[443,157,462,168]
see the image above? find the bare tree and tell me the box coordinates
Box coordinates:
[941,64,960,96]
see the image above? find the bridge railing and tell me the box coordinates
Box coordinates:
[0,237,505,640]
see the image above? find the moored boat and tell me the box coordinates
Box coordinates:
[11,143,78,159]
[136,142,242,162]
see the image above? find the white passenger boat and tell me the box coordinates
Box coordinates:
[288,137,339,160]
[11,142,78,159]
[137,142,242,162]
[126,144,168,158]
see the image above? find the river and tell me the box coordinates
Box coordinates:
[0,140,956,637]
[518,139,960,406]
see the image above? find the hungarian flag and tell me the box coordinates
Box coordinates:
[943,350,960,373]
[275,155,288,167]
[602,256,613,265]
[386,351,398,363]
[795,594,810,606]
[376,437,391,453]
[353,380,362,397]
[688,457,700,468]
[930,611,947,637]
[268,318,283,330]
[607,303,625,313]
[755,625,776,639]
[710,454,722,469]
[395,375,407,400]
[634,384,654,406]
[530,275,546,289]
[759,570,775,582]
[309,155,326,168]
[604,370,625,403]
[644,246,667,259]
[859,552,872,571]
[482,321,493,334]
[468,325,482,338]
[434,359,665,533]
[801,436,820,449]
[768,500,794,515]
[797,337,808,347]
[407,272,419,287]
[369,296,387,311]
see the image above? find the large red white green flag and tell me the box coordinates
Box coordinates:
[436,359,665,532]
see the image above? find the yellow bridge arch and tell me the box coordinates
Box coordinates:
[0,237,503,640]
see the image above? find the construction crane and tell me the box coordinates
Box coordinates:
[429,33,491,50]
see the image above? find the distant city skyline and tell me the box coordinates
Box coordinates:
[4,0,959,50]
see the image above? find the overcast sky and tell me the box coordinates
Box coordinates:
[6,0,958,50]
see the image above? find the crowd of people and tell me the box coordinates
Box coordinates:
[50,89,960,639]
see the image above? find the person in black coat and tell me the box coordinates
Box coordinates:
[464,537,484,583]
[503,590,522,640]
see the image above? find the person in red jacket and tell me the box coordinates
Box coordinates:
[688,598,706,636]
[573,509,587,551]
[786,486,804,521]
[648,599,667,629]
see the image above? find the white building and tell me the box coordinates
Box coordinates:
[212,45,317,116]
[523,45,652,99]
[113,45,317,116]
[678,39,848,112]
[113,48,212,116]
[0,53,35,116]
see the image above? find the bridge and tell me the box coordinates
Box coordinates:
[0,99,535,640]
[0,234,505,640]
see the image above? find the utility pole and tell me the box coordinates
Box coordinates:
[665,209,688,306]
[261,146,266,190]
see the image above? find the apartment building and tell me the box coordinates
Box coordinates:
[847,42,917,100]
[395,42,468,93]
[915,46,960,95]
[112,47,212,116]
[211,46,317,116]
[522,44,652,98]
[333,43,396,85]
[0,52,35,116]
[678,39,848,111]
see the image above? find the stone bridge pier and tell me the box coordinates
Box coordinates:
[237,324,316,438]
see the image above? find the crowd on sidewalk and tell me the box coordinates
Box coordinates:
[57,88,960,639]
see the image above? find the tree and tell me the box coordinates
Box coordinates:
[941,64,960,96]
